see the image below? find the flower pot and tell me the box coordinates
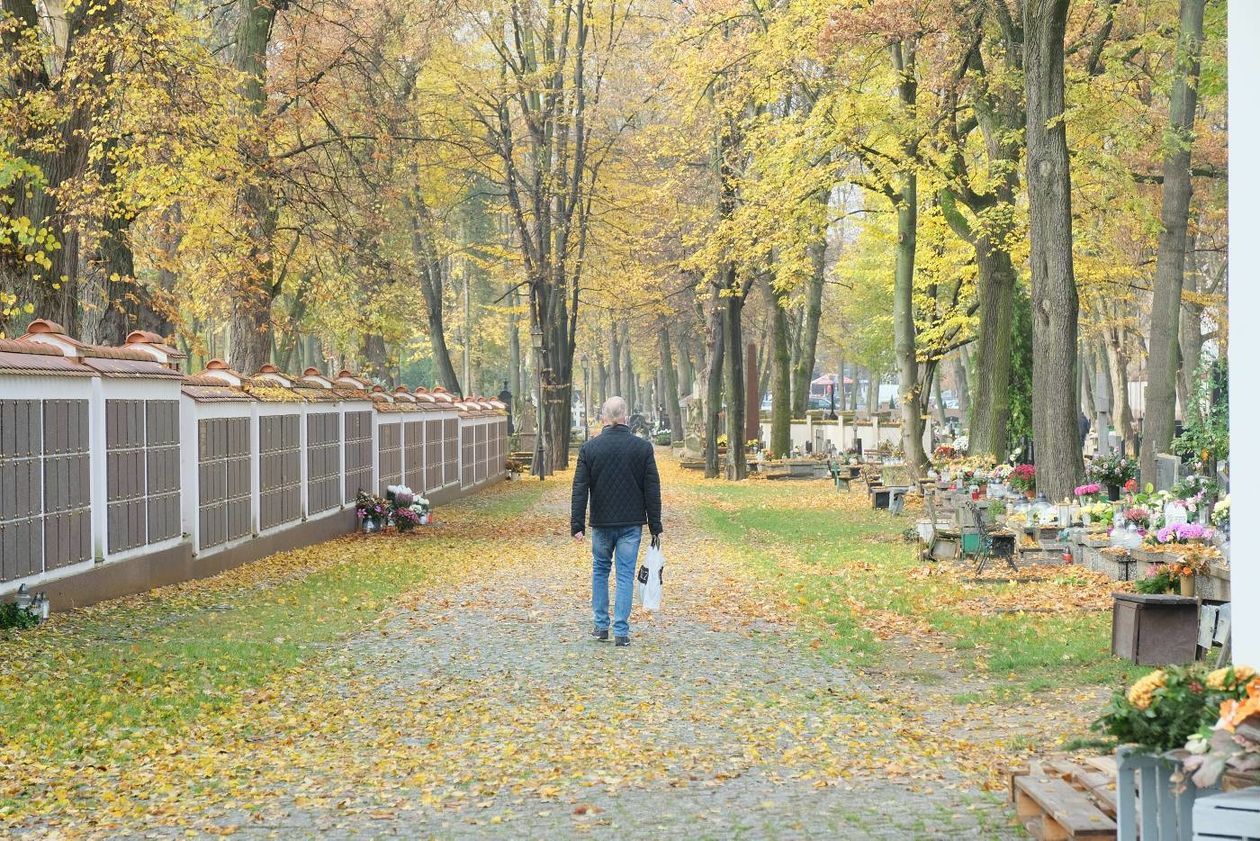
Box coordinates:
[1222,768,1260,792]
[1025,490,1036,500]
[1107,484,1121,501]
[1179,574,1196,597]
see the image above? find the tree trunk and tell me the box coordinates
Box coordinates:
[1105,326,1138,455]
[867,369,879,415]
[953,351,970,425]
[1080,347,1096,431]
[1142,0,1206,483]
[1023,0,1084,500]
[967,246,1016,460]
[509,284,522,412]
[1178,246,1204,425]
[407,182,461,394]
[659,325,683,445]
[609,329,622,396]
[893,169,927,476]
[723,273,748,480]
[360,334,390,385]
[621,323,636,410]
[227,0,280,375]
[676,327,694,396]
[790,193,828,416]
[933,376,948,426]
[596,350,608,406]
[703,300,725,479]
[768,286,792,457]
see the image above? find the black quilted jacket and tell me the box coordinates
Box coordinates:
[570,424,663,536]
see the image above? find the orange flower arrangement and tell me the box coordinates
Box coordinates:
[1219,677,1260,732]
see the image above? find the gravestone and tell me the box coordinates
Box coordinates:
[1154,453,1180,491]
[517,400,537,452]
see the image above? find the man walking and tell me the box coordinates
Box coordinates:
[571,396,663,647]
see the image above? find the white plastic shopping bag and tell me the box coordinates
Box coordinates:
[637,537,664,611]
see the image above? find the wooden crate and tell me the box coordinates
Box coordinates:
[1010,759,1118,840]
[1193,788,1260,840]
[1111,593,1199,665]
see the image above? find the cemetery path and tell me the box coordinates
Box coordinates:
[7,458,1122,839]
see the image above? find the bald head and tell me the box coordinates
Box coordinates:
[600,396,628,425]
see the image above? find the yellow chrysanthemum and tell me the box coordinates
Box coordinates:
[1127,670,1167,710]
[1206,665,1257,691]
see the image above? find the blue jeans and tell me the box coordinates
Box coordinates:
[591,525,642,638]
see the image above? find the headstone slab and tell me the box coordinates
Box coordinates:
[1154,453,1180,491]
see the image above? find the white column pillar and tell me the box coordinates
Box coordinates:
[299,403,309,519]
[1229,0,1258,665]
[249,402,261,536]
[88,376,108,561]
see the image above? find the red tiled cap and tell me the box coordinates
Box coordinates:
[26,318,67,335]
[258,363,280,374]
[206,359,230,370]
[303,367,322,377]
[125,330,165,345]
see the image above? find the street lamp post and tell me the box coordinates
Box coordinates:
[531,324,546,479]
[827,378,838,420]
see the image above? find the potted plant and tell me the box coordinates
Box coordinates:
[1008,463,1036,499]
[1087,453,1138,501]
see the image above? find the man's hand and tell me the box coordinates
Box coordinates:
[573,531,585,543]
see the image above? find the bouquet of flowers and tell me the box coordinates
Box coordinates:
[386,485,431,531]
[1150,521,1214,545]
[1008,463,1036,494]
[932,444,959,468]
[1094,665,1252,754]
[393,506,422,532]
[1212,495,1230,530]
[1082,501,1115,527]
[1123,506,1153,530]
[1074,482,1102,500]
[355,490,388,531]
[386,484,415,508]
[1183,667,1260,789]
[1087,453,1138,489]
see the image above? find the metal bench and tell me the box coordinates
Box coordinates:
[966,502,1018,575]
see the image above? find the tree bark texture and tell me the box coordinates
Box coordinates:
[1141,0,1206,483]
[768,287,792,457]
[790,191,828,416]
[1105,326,1138,454]
[1023,0,1084,499]
[658,325,683,445]
[225,0,281,374]
[403,177,462,393]
[703,297,725,479]
[723,273,748,480]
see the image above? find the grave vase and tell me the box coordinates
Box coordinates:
[1179,574,1196,597]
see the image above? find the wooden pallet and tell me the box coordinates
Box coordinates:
[1011,759,1118,840]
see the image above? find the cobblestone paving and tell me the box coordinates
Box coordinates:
[93,479,1024,841]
